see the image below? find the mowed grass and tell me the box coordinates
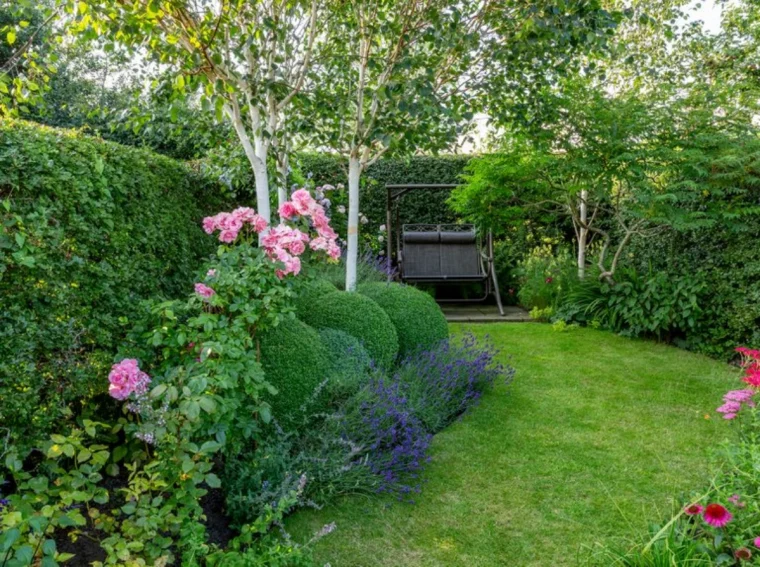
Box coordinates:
[287,323,736,566]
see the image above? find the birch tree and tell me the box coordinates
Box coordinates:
[79,0,323,224]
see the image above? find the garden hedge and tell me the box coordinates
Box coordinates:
[358,282,449,357]
[297,290,399,369]
[258,317,332,422]
[0,120,230,452]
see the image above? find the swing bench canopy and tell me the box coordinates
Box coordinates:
[385,184,504,315]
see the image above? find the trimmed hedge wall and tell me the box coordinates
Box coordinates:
[358,282,449,358]
[0,120,230,450]
[297,290,399,369]
[258,318,332,421]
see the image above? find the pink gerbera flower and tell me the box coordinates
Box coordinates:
[703,503,732,528]
[684,503,704,516]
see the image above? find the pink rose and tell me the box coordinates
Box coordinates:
[194,283,216,299]
[202,216,217,234]
[108,359,151,401]
[219,229,239,243]
[279,201,299,219]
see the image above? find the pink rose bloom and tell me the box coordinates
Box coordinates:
[219,229,239,243]
[279,201,299,219]
[214,212,233,230]
[195,283,216,299]
[250,214,268,233]
[288,239,306,256]
[284,256,301,276]
[327,243,341,259]
[232,207,256,223]
[202,216,218,234]
[108,359,151,401]
[310,236,329,252]
[291,189,316,215]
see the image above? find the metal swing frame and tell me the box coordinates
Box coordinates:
[385,184,505,316]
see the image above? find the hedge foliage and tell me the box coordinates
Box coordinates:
[293,278,337,314]
[297,290,399,369]
[629,227,760,359]
[258,317,332,422]
[0,120,229,450]
[358,282,449,357]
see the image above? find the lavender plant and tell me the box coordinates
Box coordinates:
[394,334,514,434]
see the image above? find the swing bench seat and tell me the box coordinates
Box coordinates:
[401,224,486,282]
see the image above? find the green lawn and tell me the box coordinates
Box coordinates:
[287,324,736,566]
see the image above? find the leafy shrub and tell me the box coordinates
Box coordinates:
[318,328,373,404]
[628,227,760,359]
[516,245,576,310]
[358,282,449,357]
[297,290,399,369]
[394,335,512,433]
[0,120,230,454]
[259,318,332,422]
[558,267,709,342]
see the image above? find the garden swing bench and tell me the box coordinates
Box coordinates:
[385,184,505,316]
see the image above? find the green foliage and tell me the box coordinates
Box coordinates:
[358,282,448,358]
[318,328,373,405]
[627,227,760,359]
[258,318,332,424]
[292,278,337,315]
[0,120,229,455]
[557,267,709,342]
[515,245,576,310]
[296,153,468,232]
[297,290,399,369]
[307,248,391,290]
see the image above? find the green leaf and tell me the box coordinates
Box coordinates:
[205,473,221,488]
[7,31,16,46]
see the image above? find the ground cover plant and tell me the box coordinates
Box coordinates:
[286,324,734,566]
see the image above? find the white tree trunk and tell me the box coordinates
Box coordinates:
[277,152,289,214]
[577,189,588,279]
[252,159,271,231]
[345,154,362,291]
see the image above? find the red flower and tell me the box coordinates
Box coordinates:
[545,277,553,284]
[703,503,732,528]
[684,503,704,516]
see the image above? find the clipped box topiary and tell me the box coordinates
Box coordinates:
[358,282,449,358]
[293,278,337,315]
[258,317,332,423]
[298,290,399,369]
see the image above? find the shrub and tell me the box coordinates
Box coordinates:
[0,120,230,454]
[557,267,709,343]
[293,278,336,314]
[259,318,332,422]
[297,290,399,369]
[516,244,576,310]
[395,334,512,433]
[358,282,449,357]
[318,328,373,404]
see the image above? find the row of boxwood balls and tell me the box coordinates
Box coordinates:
[258,280,450,422]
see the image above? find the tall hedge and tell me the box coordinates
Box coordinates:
[0,120,230,451]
